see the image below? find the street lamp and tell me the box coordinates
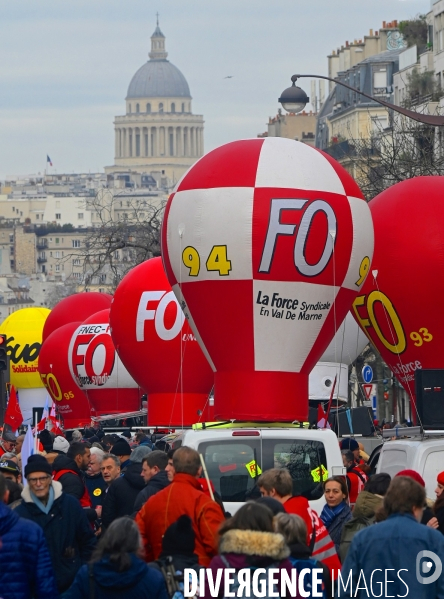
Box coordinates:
[279,74,444,126]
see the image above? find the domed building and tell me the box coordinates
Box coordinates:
[106,21,204,184]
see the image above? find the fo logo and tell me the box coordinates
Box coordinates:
[136,291,185,342]
[416,550,442,584]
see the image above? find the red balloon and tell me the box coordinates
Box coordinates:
[39,322,93,429]
[43,293,113,342]
[110,257,214,426]
[162,138,374,421]
[352,177,444,418]
[68,309,141,414]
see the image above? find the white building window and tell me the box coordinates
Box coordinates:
[72,240,81,248]
[55,251,60,258]
[55,213,61,220]
[72,258,81,266]
[78,213,84,220]
[55,264,60,272]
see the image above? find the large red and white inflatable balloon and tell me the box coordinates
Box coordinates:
[110,257,214,425]
[352,177,444,414]
[43,292,112,342]
[162,138,374,421]
[39,322,93,428]
[68,309,141,414]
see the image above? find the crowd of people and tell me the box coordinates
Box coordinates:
[1,427,444,598]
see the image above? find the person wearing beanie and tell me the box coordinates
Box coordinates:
[53,436,70,454]
[44,435,70,465]
[102,445,151,530]
[15,454,96,594]
[430,471,444,535]
[38,430,53,454]
[110,439,132,472]
[148,515,200,576]
[395,469,426,487]
[0,471,59,599]
[340,438,369,471]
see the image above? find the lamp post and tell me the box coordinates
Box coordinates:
[279,74,444,126]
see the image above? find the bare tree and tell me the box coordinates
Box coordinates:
[45,281,78,308]
[332,114,444,201]
[78,189,166,291]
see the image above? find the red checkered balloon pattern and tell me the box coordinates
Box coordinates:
[162,138,374,421]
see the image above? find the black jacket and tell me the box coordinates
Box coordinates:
[134,470,170,513]
[15,481,96,593]
[52,454,97,522]
[84,472,108,509]
[102,462,146,529]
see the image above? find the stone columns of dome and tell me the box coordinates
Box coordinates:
[173,128,177,157]
[176,127,182,157]
[115,129,119,158]
[185,127,191,157]
[122,129,127,158]
[200,128,204,156]
[143,128,148,157]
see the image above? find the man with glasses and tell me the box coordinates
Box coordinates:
[15,454,96,596]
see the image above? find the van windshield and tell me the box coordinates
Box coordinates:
[200,437,326,503]
[200,440,261,503]
[262,439,327,501]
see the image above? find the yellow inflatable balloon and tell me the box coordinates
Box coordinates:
[0,307,51,389]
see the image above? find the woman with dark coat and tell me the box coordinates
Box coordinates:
[66,517,169,599]
[320,476,352,554]
[204,502,292,599]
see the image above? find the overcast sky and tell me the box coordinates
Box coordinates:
[0,0,429,178]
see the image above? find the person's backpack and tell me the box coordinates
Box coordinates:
[155,556,199,599]
[339,515,373,562]
[288,556,328,599]
[220,555,280,599]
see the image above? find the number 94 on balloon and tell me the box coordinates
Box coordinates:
[182,245,232,277]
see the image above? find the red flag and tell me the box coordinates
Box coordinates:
[4,387,23,431]
[317,403,331,429]
[49,416,64,437]
[35,417,47,432]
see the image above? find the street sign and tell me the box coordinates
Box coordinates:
[362,364,373,384]
[363,383,373,399]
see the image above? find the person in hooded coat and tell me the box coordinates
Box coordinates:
[66,517,168,599]
[102,445,152,530]
[203,502,292,599]
[339,473,391,562]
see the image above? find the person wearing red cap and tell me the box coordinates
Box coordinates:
[394,469,437,528]
[427,471,444,535]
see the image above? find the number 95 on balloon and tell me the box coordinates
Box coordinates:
[182,245,232,277]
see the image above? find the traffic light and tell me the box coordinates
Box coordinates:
[0,335,8,371]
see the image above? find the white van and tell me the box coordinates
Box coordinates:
[376,431,444,499]
[158,423,345,514]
